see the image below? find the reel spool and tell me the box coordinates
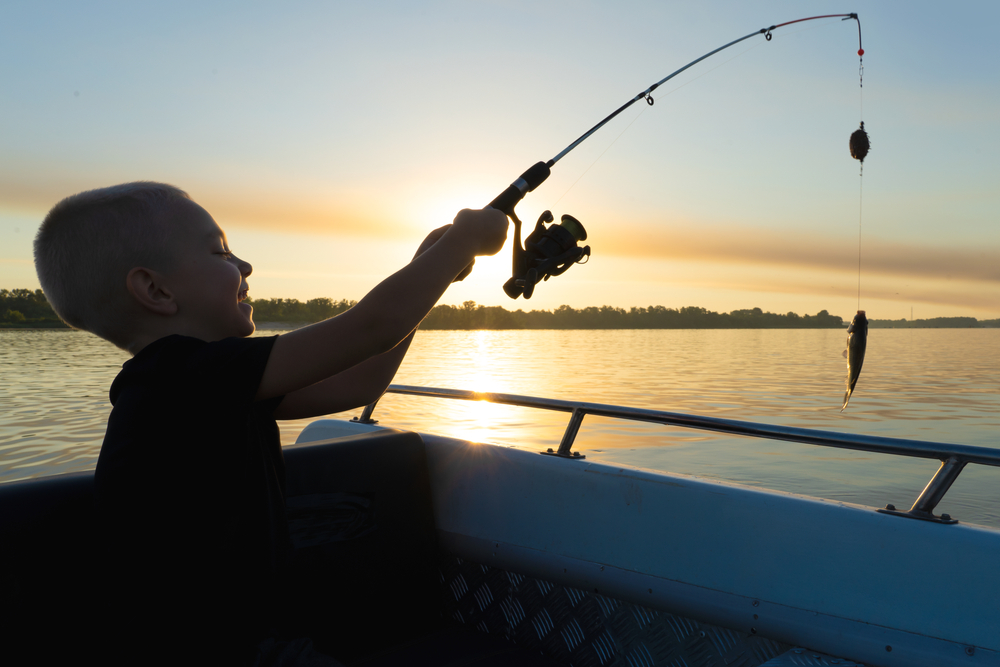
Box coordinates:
[503,210,591,299]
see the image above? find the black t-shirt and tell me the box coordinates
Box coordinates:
[94,334,288,662]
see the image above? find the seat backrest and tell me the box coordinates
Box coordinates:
[0,428,441,661]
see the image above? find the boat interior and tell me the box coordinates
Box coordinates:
[2,385,998,666]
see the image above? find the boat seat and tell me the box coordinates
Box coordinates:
[0,469,98,660]
[0,428,565,665]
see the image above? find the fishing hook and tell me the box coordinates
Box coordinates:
[485,13,863,299]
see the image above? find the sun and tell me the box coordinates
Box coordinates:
[410,190,528,298]
[415,186,498,231]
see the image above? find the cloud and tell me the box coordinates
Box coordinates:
[0,175,407,239]
[705,273,1000,312]
[599,224,1000,284]
[195,190,401,238]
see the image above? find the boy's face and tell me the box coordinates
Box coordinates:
[161,199,255,341]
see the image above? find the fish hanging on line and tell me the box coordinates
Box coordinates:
[844,32,868,412]
[842,310,868,411]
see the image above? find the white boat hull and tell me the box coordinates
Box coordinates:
[298,419,1000,666]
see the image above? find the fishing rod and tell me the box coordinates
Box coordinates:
[484,13,864,299]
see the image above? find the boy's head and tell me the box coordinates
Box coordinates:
[34,182,255,351]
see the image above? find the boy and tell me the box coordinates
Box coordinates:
[33,182,507,665]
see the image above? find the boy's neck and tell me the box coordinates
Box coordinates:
[127,320,227,356]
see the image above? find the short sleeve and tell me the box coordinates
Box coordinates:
[111,334,278,412]
[177,335,278,408]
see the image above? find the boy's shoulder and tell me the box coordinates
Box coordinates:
[110,334,278,407]
[98,333,283,489]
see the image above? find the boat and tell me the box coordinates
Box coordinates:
[2,383,998,666]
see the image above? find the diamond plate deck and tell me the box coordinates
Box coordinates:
[759,648,865,666]
[440,554,791,667]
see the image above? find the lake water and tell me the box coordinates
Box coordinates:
[2,327,999,528]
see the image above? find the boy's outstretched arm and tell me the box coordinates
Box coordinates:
[270,331,415,419]
[255,208,507,404]
[269,226,448,420]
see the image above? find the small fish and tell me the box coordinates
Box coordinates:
[842,310,868,411]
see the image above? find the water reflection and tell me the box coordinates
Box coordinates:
[2,328,999,528]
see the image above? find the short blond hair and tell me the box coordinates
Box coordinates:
[34,182,190,349]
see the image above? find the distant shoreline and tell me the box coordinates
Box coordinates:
[0,321,70,329]
[3,289,999,330]
[6,321,1000,331]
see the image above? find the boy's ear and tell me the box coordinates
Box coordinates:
[126,267,178,316]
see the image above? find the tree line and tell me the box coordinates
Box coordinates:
[868,317,999,328]
[245,297,356,323]
[419,303,848,329]
[0,289,65,327]
[4,288,999,329]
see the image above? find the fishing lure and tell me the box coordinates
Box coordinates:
[850,122,870,163]
[482,13,865,299]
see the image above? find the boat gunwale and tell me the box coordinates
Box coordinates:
[374,384,1000,467]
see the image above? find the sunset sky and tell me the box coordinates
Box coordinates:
[2,1,998,321]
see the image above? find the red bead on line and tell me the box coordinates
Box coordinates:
[858,49,864,56]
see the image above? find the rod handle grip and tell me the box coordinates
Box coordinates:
[488,161,551,215]
[457,161,550,283]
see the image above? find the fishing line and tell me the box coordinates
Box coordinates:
[843,18,868,411]
[552,40,767,209]
[857,174,863,309]
[550,105,647,209]
[849,26,866,310]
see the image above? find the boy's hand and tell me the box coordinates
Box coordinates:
[416,209,508,280]
[451,208,508,258]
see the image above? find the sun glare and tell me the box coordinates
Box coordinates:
[441,330,513,444]
[416,188,497,231]
[410,189,528,305]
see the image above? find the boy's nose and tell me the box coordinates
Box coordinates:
[237,256,252,277]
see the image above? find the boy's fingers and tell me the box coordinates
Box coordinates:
[453,207,508,256]
[453,259,475,282]
[482,212,508,256]
[445,209,508,282]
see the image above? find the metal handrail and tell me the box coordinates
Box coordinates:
[359,384,1000,524]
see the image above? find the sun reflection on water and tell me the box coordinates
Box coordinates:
[430,331,517,444]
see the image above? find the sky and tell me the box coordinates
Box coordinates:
[2,0,998,321]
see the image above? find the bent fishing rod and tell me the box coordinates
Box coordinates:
[480,13,863,299]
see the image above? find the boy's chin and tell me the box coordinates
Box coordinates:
[237,303,255,336]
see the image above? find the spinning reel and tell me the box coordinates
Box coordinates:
[502,210,590,299]
[485,161,592,300]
